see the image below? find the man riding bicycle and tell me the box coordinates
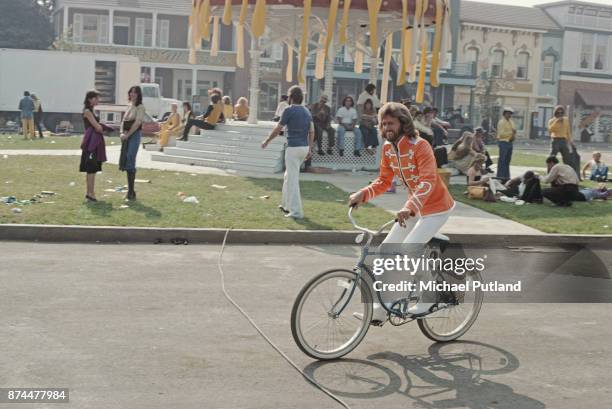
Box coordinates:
[349,102,455,323]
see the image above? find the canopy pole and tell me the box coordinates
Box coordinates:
[369,56,379,84]
[248,38,261,124]
[323,43,335,100]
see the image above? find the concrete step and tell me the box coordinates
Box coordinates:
[150,153,277,173]
[177,139,284,154]
[186,134,285,149]
[162,147,281,164]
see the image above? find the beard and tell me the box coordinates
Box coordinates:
[383,128,401,143]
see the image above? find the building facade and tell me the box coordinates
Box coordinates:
[539,1,612,142]
[454,1,560,138]
[52,0,255,114]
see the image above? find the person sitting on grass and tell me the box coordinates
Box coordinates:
[472,127,493,173]
[466,154,489,187]
[448,131,477,175]
[582,151,608,182]
[501,171,543,203]
[540,156,585,206]
[178,94,223,142]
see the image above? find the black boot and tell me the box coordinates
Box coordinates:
[126,171,136,200]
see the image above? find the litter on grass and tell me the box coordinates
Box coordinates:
[11,208,22,213]
[135,179,151,183]
[211,184,227,189]
[183,196,199,204]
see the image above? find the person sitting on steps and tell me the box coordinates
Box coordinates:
[178,94,223,142]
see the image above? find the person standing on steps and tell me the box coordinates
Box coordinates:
[261,85,313,219]
[119,86,145,201]
[348,102,455,324]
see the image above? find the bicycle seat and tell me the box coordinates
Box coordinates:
[428,233,450,252]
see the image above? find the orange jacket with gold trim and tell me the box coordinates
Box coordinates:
[359,135,455,217]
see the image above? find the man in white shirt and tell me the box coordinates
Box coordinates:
[540,156,585,206]
[336,95,363,157]
[357,83,381,116]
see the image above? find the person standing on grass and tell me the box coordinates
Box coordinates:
[261,85,313,219]
[548,105,574,166]
[31,94,44,139]
[119,86,146,201]
[80,90,111,202]
[18,91,35,140]
[496,107,516,181]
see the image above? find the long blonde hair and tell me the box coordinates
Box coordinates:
[377,102,417,139]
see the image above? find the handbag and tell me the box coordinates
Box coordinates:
[467,186,487,200]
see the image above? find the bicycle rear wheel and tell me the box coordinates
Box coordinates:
[418,270,483,342]
[291,269,373,360]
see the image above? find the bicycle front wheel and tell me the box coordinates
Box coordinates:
[291,269,373,360]
[418,270,484,342]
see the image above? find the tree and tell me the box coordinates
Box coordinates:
[0,0,54,50]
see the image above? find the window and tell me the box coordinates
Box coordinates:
[135,17,152,47]
[516,51,529,79]
[580,33,593,69]
[113,16,130,45]
[466,47,479,64]
[491,50,504,78]
[74,13,108,44]
[157,19,170,48]
[595,35,608,70]
[543,55,555,81]
[261,43,282,60]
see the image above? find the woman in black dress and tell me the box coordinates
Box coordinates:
[80,90,107,202]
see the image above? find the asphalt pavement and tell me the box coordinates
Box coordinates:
[1,242,611,409]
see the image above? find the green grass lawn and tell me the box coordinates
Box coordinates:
[0,133,117,150]
[0,155,392,230]
[449,184,612,234]
[486,145,548,169]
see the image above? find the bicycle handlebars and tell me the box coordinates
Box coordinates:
[348,205,396,238]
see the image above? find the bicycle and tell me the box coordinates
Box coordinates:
[291,206,484,360]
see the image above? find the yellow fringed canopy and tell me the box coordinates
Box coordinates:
[189,0,450,100]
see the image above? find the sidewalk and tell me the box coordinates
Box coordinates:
[1,147,543,235]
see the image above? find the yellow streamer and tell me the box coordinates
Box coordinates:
[298,0,312,84]
[415,0,429,103]
[367,0,383,57]
[398,0,408,85]
[286,43,293,82]
[381,33,393,103]
[338,0,352,45]
[251,0,266,39]
[236,0,248,68]
[324,0,340,61]
[430,0,443,87]
[222,0,232,25]
[190,1,202,51]
[200,0,211,40]
[210,16,220,56]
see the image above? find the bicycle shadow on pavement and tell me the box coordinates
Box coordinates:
[303,341,545,409]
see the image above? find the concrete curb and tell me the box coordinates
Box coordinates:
[1,224,611,246]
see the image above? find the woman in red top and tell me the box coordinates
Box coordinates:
[349,102,455,320]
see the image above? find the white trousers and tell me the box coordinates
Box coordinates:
[382,210,451,245]
[375,210,452,310]
[282,146,309,218]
